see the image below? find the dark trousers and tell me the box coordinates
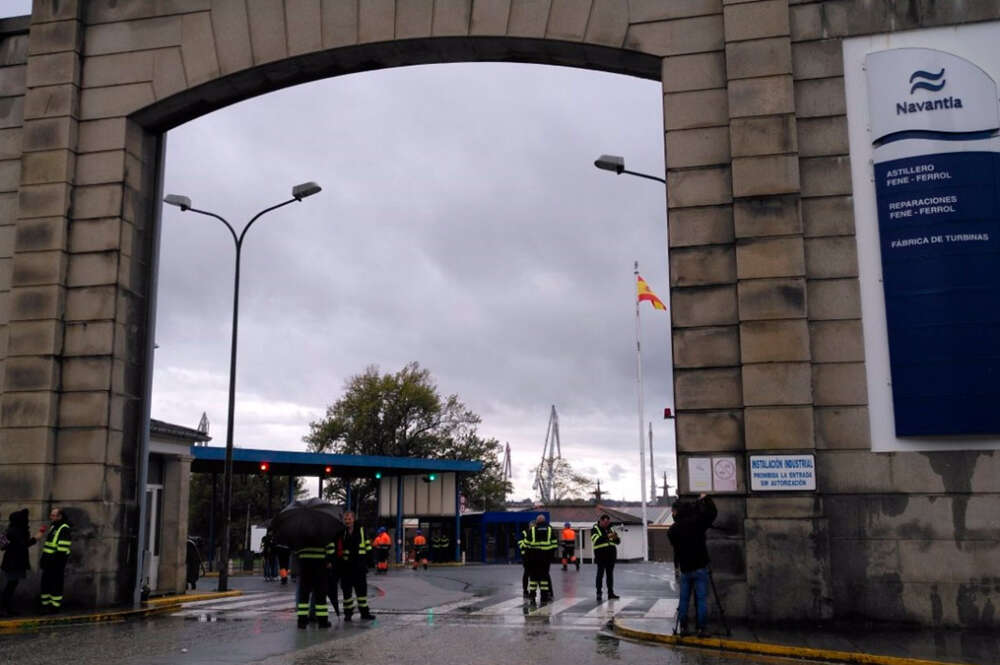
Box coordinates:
[2,578,20,612]
[595,556,615,593]
[40,562,66,609]
[525,552,552,600]
[522,564,528,594]
[296,559,328,621]
[340,563,370,616]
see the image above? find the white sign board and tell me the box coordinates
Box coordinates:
[688,456,739,493]
[687,457,712,492]
[712,457,738,492]
[749,455,816,492]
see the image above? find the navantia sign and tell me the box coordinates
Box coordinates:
[845,25,1000,450]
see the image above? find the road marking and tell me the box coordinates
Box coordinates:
[583,597,636,618]
[421,596,483,614]
[644,598,676,619]
[473,597,528,615]
[528,597,589,616]
[177,592,288,609]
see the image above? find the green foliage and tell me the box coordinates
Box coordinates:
[545,458,595,504]
[305,362,513,513]
[187,472,303,559]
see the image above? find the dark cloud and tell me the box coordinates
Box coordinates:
[152,62,677,500]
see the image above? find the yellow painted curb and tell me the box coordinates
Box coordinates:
[0,602,180,634]
[611,618,969,665]
[145,590,241,607]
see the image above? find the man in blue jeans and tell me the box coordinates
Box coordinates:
[668,493,717,637]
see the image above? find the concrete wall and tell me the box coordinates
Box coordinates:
[0,0,996,625]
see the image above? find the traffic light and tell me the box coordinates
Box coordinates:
[259,462,269,472]
[324,466,332,474]
[422,473,437,483]
[374,471,382,479]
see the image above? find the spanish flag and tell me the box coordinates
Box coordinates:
[636,274,666,311]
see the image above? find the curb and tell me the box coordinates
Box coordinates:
[145,590,241,607]
[611,618,969,665]
[0,602,180,634]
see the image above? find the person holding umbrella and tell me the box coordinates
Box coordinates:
[268,498,345,629]
[338,511,374,621]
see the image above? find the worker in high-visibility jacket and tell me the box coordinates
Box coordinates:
[412,530,428,570]
[560,522,579,571]
[435,530,451,563]
[295,537,333,628]
[372,527,392,574]
[39,508,71,613]
[523,513,558,605]
[339,511,374,621]
[591,513,621,600]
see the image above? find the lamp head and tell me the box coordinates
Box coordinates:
[164,194,192,211]
[292,181,321,200]
[594,154,625,174]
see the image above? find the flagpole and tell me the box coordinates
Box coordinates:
[634,260,649,563]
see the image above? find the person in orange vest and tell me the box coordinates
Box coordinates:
[560,522,579,571]
[372,527,392,574]
[412,530,428,570]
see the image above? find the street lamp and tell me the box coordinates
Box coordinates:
[594,154,666,185]
[594,154,668,564]
[164,181,322,591]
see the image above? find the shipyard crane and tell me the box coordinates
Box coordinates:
[532,405,562,504]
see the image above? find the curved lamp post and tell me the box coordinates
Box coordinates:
[594,154,667,563]
[164,181,322,591]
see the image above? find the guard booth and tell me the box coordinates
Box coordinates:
[458,510,548,563]
[190,447,482,566]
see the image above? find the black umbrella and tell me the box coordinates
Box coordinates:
[269,498,344,551]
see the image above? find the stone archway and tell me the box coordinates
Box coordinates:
[1,1,998,626]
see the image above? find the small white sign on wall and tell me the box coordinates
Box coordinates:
[688,457,713,492]
[687,456,739,493]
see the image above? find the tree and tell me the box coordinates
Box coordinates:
[543,458,595,504]
[305,362,512,514]
[187,472,303,563]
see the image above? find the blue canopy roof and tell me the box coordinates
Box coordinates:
[190,445,483,477]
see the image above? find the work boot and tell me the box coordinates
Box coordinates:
[297,617,308,629]
[317,618,331,628]
[562,565,567,571]
[575,561,580,571]
[696,627,709,638]
[343,612,352,622]
[360,611,375,621]
[596,590,602,601]
[281,577,288,586]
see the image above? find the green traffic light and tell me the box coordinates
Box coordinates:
[375,471,382,479]
[428,473,436,481]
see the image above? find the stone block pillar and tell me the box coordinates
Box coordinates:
[722,0,833,621]
[0,4,81,573]
[158,454,193,594]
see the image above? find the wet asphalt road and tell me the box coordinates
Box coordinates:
[1,563,830,665]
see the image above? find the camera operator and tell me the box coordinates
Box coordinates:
[668,493,717,637]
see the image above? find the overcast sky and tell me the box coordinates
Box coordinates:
[5,3,675,503]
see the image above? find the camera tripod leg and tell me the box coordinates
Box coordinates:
[707,568,730,637]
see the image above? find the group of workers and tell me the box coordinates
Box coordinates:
[292,510,376,628]
[519,513,620,605]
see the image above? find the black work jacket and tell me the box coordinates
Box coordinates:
[1,521,36,573]
[668,497,718,573]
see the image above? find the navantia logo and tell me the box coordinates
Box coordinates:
[897,67,962,115]
[910,68,946,93]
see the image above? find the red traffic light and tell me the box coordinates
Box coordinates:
[259,462,269,472]
[324,466,332,474]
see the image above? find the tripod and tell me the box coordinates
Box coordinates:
[671,567,730,637]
